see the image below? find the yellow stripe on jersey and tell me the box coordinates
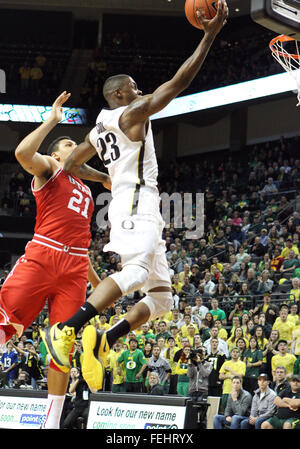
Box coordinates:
[130,141,145,215]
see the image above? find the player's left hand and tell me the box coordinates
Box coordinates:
[49,91,71,123]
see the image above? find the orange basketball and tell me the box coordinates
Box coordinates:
[184,0,218,29]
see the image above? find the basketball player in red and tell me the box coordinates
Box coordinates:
[41,1,228,391]
[0,92,110,428]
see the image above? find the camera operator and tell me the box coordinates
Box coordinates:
[187,348,212,428]
[187,348,212,401]
[62,367,92,429]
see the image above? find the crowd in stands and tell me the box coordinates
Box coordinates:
[1,45,70,106]
[0,132,300,429]
[79,15,280,111]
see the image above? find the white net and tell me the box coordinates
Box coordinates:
[270,36,300,106]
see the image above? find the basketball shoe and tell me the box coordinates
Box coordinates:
[81,325,110,390]
[39,323,75,372]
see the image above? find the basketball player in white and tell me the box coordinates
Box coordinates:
[41,0,228,390]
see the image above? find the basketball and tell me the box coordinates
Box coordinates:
[184,0,218,29]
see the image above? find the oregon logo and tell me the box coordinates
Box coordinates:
[126,360,136,370]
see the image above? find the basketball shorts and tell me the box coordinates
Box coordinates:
[0,238,89,342]
[104,194,171,290]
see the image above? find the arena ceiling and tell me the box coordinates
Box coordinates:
[0,0,251,19]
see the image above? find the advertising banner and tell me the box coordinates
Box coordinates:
[87,400,186,430]
[0,394,47,429]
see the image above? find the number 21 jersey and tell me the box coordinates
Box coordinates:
[32,167,94,248]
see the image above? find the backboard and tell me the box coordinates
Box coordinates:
[251,0,300,39]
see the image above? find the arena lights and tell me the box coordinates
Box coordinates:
[150,70,300,120]
[0,70,298,124]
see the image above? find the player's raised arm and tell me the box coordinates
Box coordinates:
[63,134,111,190]
[125,0,228,122]
[15,91,71,177]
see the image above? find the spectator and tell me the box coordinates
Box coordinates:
[116,338,147,393]
[187,347,212,401]
[0,341,18,388]
[271,340,297,380]
[13,339,44,389]
[261,177,278,196]
[179,276,197,303]
[137,322,156,347]
[252,292,279,326]
[246,268,259,295]
[178,263,192,283]
[219,347,247,411]
[199,272,216,296]
[291,312,300,357]
[243,336,263,395]
[180,314,199,338]
[107,339,125,393]
[175,344,191,397]
[203,325,229,358]
[62,367,91,429]
[213,376,252,429]
[240,373,277,429]
[209,298,227,325]
[280,250,300,274]
[207,337,227,397]
[251,236,266,258]
[147,371,165,395]
[290,277,300,301]
[146,344,171,394]
[280,238,299,259]
[257,270,274,295]
[155,320,171,342]
[261,374,300,429]
[272,307,295,345]
[13,370,32,389]
[192,296,209,320]
[227,326,246,353]
[164,336,180,394]
[270,366,290,395]
[262,329,280,379]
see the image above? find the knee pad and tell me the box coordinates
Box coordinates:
[110,264,148,295]
[140,291,173,321]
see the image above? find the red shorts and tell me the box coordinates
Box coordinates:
[0,239,89,342]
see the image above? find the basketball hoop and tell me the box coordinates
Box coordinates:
[269,34,300,106]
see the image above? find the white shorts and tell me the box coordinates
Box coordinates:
[104,190,171,290]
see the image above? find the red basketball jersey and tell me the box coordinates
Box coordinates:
[31,167,94,248]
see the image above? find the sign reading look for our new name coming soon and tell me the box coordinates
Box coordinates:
[0,70,298,125]
[87,397,186,429]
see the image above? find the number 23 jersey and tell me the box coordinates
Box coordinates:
[89,106,159,216]
[32,167,94,248]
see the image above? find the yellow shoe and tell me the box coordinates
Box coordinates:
[39,323,75,372]
[81,325,110,390]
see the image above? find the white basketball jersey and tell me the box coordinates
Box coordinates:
[89,106,159,216]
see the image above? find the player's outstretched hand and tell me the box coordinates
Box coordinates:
[50,91,71,123]
[196,0,228,37]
